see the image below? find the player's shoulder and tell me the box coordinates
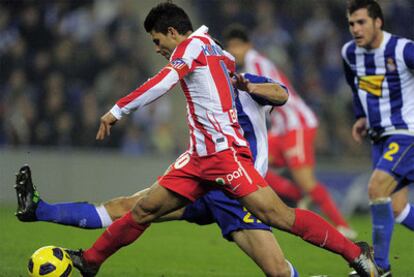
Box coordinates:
[178,36,205,52]
[382,32,414,55]
[171,36,208,62]
[388,31,413,44]
[393,34,414,53]
[341,40,356,59]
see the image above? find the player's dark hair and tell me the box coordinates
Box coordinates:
[223,24,250,43]
[347,0,384,29]
[144,2,193,35]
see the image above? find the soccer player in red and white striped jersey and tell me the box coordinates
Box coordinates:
[224,25,357,239]
[66,3,378,276]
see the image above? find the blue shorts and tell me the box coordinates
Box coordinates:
[182,190,271,241]
[372,135,414,191]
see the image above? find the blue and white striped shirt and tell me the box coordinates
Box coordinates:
[342,31,414,137]
[236,73,287,176]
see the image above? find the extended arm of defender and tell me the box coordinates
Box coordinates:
[246,82,288,106]
[233,73,288,106]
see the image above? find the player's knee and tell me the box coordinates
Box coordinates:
[367,178,389,200]
[104,196,136,220]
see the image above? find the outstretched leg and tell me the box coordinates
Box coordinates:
[14,165,124,229]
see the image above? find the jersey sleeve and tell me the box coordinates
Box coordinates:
[243,73,288,106]
[403,41,414,70]
[110,66,180,120]
[342,59,366,119]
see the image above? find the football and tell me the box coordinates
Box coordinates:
[28,246,73,277]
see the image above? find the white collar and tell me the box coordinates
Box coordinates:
[189,25,209,38]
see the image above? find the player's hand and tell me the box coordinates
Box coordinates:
[96,112,118,140]
[352,117,367,143]
[231,73,250,92]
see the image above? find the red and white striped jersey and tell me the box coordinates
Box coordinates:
[110,25,247,156]
[243,49,318,135]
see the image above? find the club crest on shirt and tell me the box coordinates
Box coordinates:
[386,57,397,72]
[358,75,385,97]
[170,58,186,70]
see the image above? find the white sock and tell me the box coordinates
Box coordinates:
[95,205,113,227]
[395,203,410,223]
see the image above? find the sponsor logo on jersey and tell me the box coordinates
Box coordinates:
[358,75,385,97]
[215,168,244,185]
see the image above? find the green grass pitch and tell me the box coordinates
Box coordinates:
[0,205,412,276]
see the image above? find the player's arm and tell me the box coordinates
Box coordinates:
[341,50,368,143]
[352,117,368,143]
[96,40,201,140]
[233,73,288,106]
[403,40,414,71]
[96,66,183,140]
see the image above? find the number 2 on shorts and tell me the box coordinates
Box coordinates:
[243,207,261,223]
[383,142,399,161]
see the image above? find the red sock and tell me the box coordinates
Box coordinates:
[83,211,150,265]
[290,208,360,262]
[265,171,302,201]
[309,183,348,227]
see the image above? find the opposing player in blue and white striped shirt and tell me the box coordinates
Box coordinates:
[342,0,414,275]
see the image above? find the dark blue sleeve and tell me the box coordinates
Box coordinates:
[243,73,288,106]
[243,73,272,84]
[403,41,414,69]
[342,59,366,119]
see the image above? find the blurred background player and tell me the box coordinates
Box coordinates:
[15,72,300,277]
[342,0,414,275]
[223,24,357,239]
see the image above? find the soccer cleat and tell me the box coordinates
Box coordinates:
[349,241,379,277]
[349,266,391,277]
[337,225,358,240]
[378,266,392,277]
[14,165,40,222]
[65,249,100,277]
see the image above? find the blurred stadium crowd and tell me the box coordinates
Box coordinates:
[1,0,413,157]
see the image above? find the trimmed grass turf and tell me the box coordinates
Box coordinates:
[0,205,412,276]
